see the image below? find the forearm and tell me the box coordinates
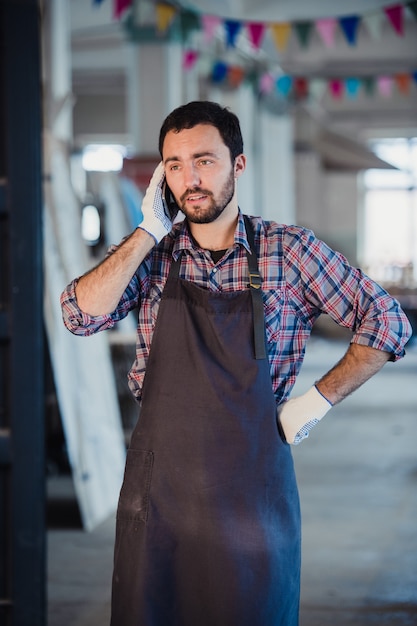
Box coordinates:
[315,343,391,405]
[75,228,154,316]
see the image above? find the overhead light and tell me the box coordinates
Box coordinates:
[81,144,126,172]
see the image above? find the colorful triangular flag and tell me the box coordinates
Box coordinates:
[384,4,404,35]
[211,60,228,83]
[155,3,177,33]
[276,75,293,97]
[113,0,133,20]
[247,22,266,50]
[179,9,201,42]
[316,18,337,48]
[377,76,394,97]
[201,14,221,44]
[362,76,376,96]
[132,0,155,26]
[224,20,242,47]
[407,1,417,20]
[294,77,309,99]
[294,21,313,49]
[309,78,327,101]
[329,79,344,99]
[183,49,199,70]
[363,12,384,39]
[339,15,360,46]
[259,72,274,94]
[395,73,411,94]
[345,77,361,99]
[228,66,245,88]
[270,23,291,52]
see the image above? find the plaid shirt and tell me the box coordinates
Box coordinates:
[61,211,412,404]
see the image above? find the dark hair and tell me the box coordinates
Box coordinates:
[158,101,244,161]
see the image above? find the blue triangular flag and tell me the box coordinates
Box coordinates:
[339,15,360,46]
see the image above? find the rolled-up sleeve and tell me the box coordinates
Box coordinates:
[60,267,143,336]
[60,278,118,335]
[296,229,412,361]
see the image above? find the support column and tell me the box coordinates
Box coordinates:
[125,42,142,152]
[49,0,73,142]
[125,40,184,155]
[258,109,295,224]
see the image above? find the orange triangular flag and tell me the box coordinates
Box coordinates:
[270,23,291,52]
[156,3,177,33]
[395,73,411,94]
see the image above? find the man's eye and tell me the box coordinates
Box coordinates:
[170,164,180,171]
[199,160,212,166]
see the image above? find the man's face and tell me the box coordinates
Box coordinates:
[162,124,244,224]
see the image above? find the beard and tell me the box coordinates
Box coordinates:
[179,168,235,224]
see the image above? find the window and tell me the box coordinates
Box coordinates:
[362,138,417,287]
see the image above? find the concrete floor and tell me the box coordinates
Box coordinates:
[47,337,417,626]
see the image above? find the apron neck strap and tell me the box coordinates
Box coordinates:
[244,216,267,360]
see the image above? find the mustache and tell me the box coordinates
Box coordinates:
[180,188,212,203]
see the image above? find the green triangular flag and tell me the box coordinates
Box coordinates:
[179,9,201,42]
[406,0,417,20]
[294,21,313,48]
[362,77,376,96]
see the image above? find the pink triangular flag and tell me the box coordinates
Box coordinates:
[377,76,394,97]
[247,22,266,49]
[316,18,337,48]
[259,72,274,94]
[182,50,199,71]
[329,79,344,99]
[384,4,404,35]
[201,14,222,44]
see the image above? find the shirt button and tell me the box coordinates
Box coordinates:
[212,268,217,273]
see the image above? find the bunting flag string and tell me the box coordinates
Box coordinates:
[101,0,417,104]
[203,57,417,103]
[112,0,417,52]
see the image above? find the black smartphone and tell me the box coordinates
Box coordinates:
[162,181,180,220]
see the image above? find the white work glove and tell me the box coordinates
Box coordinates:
[138,162,176,244]
[278,385,332,445]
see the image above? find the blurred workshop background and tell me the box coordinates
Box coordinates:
[0,0,416,624]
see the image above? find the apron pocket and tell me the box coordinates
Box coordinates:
[116,449,154,524]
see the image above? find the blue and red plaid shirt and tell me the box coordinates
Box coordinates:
[61,211,412,404]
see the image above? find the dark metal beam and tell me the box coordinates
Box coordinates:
[0,0,45,624]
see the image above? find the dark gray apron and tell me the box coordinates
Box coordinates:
[111,219,301,626]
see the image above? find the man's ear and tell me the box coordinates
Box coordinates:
[234,154,246,179]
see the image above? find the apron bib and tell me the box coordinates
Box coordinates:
[111,220,301,626]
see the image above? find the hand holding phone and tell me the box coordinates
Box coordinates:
[162,181,180,221]
[138,162,176,243]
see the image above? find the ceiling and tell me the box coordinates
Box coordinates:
[69,0,417,141]
[183,0,401,21]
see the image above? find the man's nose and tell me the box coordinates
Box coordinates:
[183,164,201,189]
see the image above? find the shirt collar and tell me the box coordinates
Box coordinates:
[171,208,251,258]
